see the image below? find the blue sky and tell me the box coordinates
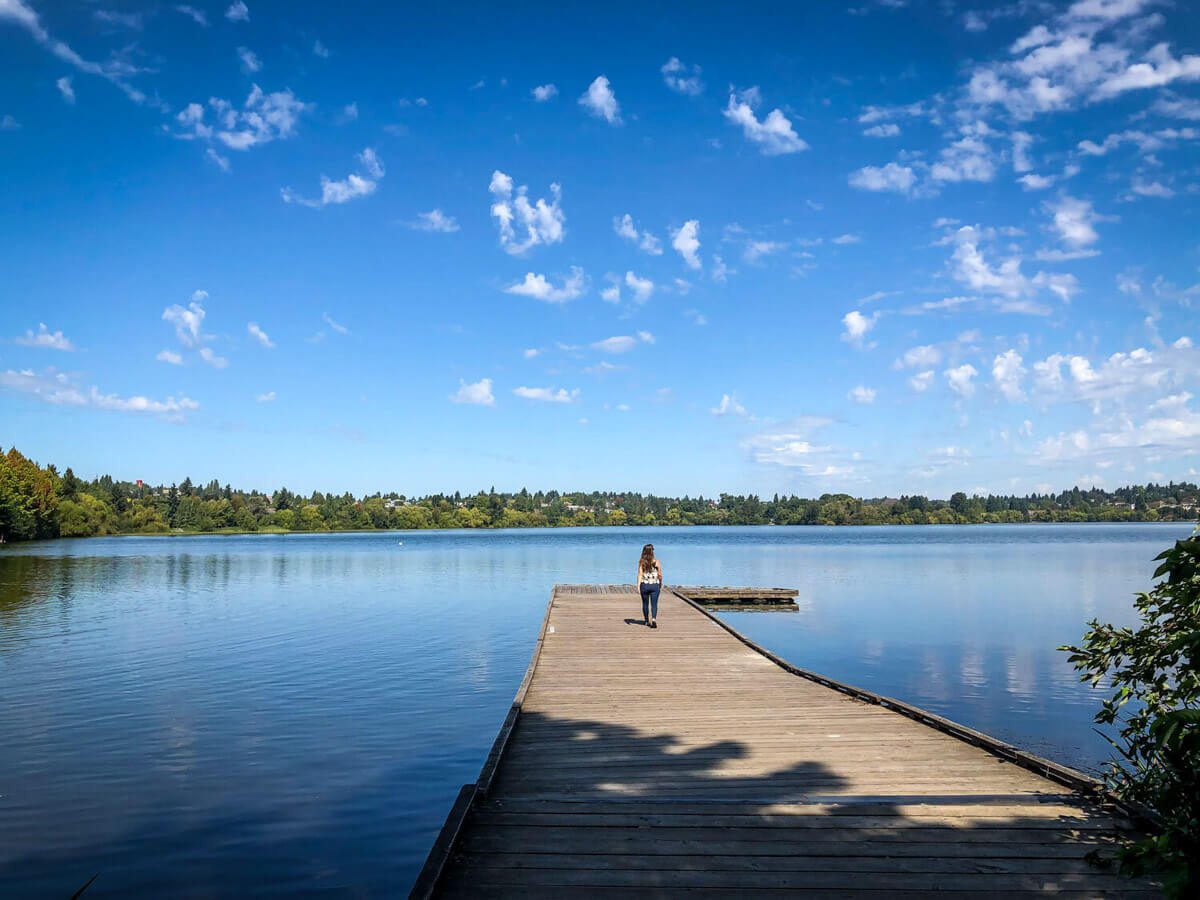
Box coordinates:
[1,0,1198,497]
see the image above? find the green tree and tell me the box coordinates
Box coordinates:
[1061,528,1200,896]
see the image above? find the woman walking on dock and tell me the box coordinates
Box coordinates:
[637,543,663,629]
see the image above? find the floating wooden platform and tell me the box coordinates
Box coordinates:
[674,586,799,609]
[412,585,1156,898]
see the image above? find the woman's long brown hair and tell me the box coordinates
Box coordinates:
[639,543,655,574]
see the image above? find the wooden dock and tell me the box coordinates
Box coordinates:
[413,585,1157,897]
[675,586,800,611]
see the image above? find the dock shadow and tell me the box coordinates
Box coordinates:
[437,709,1154,895]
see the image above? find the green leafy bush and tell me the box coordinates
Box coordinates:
[1062,527,1200,896]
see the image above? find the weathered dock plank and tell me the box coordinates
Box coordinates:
[413,585,1157,897]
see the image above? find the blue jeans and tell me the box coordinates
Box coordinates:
[640,583,660,620]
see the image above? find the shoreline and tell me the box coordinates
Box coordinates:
[3,518,1192,545]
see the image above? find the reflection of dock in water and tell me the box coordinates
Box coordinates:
[414,584,1156,898]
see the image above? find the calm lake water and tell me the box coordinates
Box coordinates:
[0,523,1190,896]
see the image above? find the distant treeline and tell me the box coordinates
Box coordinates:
[1,445,1197,543]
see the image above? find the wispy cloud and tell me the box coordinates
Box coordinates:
[408,209,460,232]
[282,148,384,208]
[451,378,495,406]
[514,386,580,403]
[662,57,703,95]
[0,368,198,420]
[15,323,74,351]
[247,322,274,348]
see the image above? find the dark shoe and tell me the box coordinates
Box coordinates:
[650,619,657,629]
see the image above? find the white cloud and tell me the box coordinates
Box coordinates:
[841,310,878,348]
[514,386,580,403]
[504,267,586,303]
[312,40,329,58]
[237,47,261,73]
[56,76,74,104]
[894,344,942,369]
[592,335,637,354]
[1095,42,1200,98]
[849,162,916,193]
[832,233,862,245]
[624,271,654,303]
[963,2,1200,121]
[849,385,877,404]
[908,370,935,392]
[163,293,207,347]
[175,5,207,25]
[523,348,540,359]
[743,239,785,263]
[322,312,349,335]
[15,323,74,351]
[992,349,1026,400]
[1129,176,1174,198]
[661,57,703,95]
[945,363,979,398]
[1076,127,1198,157]
[156,349,182,365]
[863,123,900,137]
[723,87,808,155]
[1032,270,1081,302]
[1011,130,1034,171]
[947,225,1032,299]
[256,390,276,402]
[579,75,621,124]
[282,148,383,208]
[1152,94,1200,119]
[711,393,752,417]
[247,322,274,348]
[1,114,18,130]
[636,330,655,345]
[741,417,855,479]
[1,0,153,106]
[176,84,309,151]
[451,378,495,406]
[409,209,460,232]
[0,368,198,418]
[1046,194,1103,247]
[1036,394,1200,464]
[205,148,230,171]
[198,346,228,369]
[532,83,558,102]
[1031,341,1199,408]
[489,170,565,255]
[930,123,998,183]
[1019,173,1055,190]
[711,254,732,282]
[671,219,701,269]
[225,1,249,22]
[613,214,663,255]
